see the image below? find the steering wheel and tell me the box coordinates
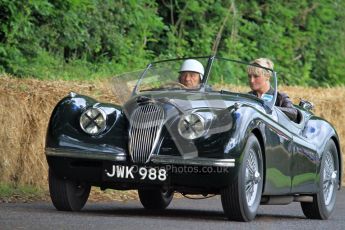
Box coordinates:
[164,81,188,89]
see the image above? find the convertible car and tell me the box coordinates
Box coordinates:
[45,56,342,221]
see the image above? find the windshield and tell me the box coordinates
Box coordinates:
[111,69,145,104]
[134,57,208,93]
[111,56,277,108]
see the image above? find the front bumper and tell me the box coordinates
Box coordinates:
[46,148,127,161]
[150,155,235,167]
[46,148,238,191]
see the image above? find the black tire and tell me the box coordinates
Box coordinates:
[48,169,91,211]
[138,188,174,210]
[301,139,339,219]
[221,134,263,222]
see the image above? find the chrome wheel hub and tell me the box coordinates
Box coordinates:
[245,149,261,207]
[323,151,337,206]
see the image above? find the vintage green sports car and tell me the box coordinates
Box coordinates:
[45,56,342,221]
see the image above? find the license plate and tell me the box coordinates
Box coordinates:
[103,164,169,183]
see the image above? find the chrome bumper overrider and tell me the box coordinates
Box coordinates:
[46,148,235,167]
[45,148,127,161]
[150,155,235,167]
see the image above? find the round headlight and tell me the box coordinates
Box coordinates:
[80,108,107,135]
[178,113,206,139]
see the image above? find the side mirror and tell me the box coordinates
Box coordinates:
[299,99,314,111]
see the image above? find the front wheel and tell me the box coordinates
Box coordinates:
[138,188,173,210]
[49,169,91,211]
[301,139,339,219]
[221,134,263,222]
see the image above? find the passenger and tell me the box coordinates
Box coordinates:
[248,58,298,122]
[178,59,204,89]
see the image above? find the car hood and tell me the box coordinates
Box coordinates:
[123,91,264,113]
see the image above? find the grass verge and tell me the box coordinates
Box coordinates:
[0,183,48,203]
[0,183,139,203]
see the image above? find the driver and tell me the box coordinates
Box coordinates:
[178,59,204,89]
[247,58,298,122]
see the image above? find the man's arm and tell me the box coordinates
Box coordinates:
[276,92,298,122]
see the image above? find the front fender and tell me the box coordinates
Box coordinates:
[304,117,343,189]
[45,93,128,158]
[223,105,265,158]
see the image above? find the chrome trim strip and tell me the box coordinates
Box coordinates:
[150,155,235,167]
[45,148,127,161]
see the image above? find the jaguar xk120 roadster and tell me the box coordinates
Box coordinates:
[46,56,342,221]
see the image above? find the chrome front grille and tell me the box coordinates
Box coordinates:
[128,104,165,163]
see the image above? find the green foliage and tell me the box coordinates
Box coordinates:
[0,0,164,79]
[0,0,344,85]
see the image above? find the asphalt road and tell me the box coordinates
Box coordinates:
[1,190,345,230]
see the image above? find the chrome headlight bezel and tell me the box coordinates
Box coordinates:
[178,113,206,140]
[79,107,107,135]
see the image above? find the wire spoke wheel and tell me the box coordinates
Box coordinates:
[245,149,260,206]
[221,134,263,222]
[322,151,336,206]
[301,139,339,220]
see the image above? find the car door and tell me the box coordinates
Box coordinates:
[274,108,318,193]
[262,108,294,195]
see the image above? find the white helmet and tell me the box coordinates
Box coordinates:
[179,59,204,80]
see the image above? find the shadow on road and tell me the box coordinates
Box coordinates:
[82,207,227,221]
[61,205,307,221]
